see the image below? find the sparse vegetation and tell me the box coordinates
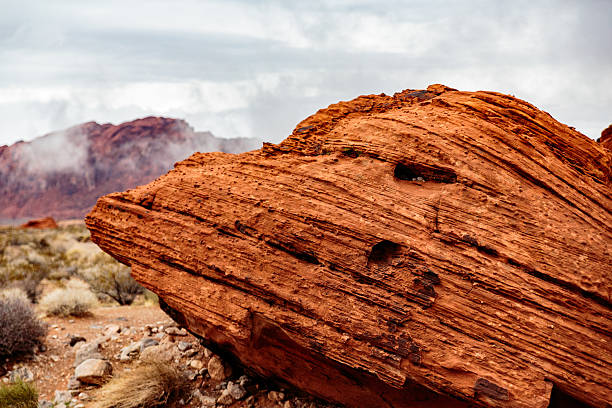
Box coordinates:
[0,291,46,358]
[93,362,189,408]
[81,253,143,305]
[0,379,39,408]
[39,283,98,317]
[0,287,30,303]
[0,223,146,307]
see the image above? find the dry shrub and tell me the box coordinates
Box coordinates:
[0,287,30,303]
[0,379,38,408]
[80,253,144,305]
[8,276,42,303]
[0,293,46,358]
[39,284,98,317]
[93,362,189,408]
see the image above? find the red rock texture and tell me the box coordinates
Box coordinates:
[0,117,258,222]
[19,216,58,229]
[600,124,612,150]
[86,85,611,408]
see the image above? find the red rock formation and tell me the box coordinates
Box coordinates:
[86,86,611,408]
[0,117,258,222]
[19,216,58,229]
[600,124,612,150]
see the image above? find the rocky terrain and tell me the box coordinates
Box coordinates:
[0,117,259,222]
[0,223,334,408]
[3,305,336,408]
[87,85,611,408]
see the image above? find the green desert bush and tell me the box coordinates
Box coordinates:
[0,379,38,408]
[39,283,98,317]
[81,253,144,305]
[0,291,46,358]
[93,362,189,408]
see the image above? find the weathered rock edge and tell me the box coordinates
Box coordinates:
[86,85,611,408]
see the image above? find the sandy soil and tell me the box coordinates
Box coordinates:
[7,305,172,401]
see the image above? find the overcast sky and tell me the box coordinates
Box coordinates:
[0,0,610,146]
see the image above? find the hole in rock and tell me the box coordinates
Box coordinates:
[547,384,594,408]
[393,162,457,183]
[394,163,419,181]
[368,240,402,265]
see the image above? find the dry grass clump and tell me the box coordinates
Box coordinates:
[0,379,38,408]
[93,362,189,408]
[39,283,98,317]
[0,293,46,358]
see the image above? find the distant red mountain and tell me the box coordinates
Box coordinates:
[0,117,258,221]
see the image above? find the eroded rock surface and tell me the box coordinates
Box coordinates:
[86,85,611,408]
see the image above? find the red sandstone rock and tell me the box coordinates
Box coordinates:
[19,216,58,229]
[86,86,611,408]
[600,124,612,150]
[0,117,258,222]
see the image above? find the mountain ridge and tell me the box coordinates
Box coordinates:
[0,116,259,221]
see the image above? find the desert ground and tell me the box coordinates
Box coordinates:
[0,222,333,408]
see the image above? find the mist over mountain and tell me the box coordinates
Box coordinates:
[0,116,259,222]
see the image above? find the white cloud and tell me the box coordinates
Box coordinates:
[0,0,610,145]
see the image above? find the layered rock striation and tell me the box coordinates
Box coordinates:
[0,117,258,221]
[86,86,611,408]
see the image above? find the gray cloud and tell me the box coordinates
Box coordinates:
[0,0,610,145]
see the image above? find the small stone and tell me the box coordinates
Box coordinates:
[193,389,216,407]
[77,392,89,399]
[104,324,121,336]
[164,327,188,336]
[74,359,112,385]
[238,375,251,387]
[139,337,159,352]
[184,348,198,358]
[119,341,142,361]
[74,342,103,367]
[53,390,72,404]
[189,359,204,370]
[9,367,34,382]
[177,341,192,351]
[203,347,213,358]
[140,343,176,363]
[217,389,234,405]
[50,355,60,362]
[227,381,247,400]
[67,376,81,390]
[208,355,232,381]
[268,391,286,402]
[38,401,53,408]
